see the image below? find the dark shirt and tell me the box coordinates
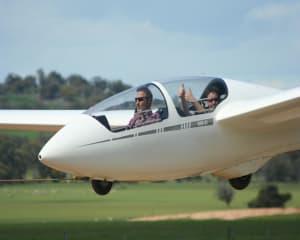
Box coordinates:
[128,110,161,129]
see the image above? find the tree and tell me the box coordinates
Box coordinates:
[23,75,38,94]
[61,74,90,102]
[92,76,108,90]
[60,84,78,102]
[91,76,109,99]
[108,80,131,94]
[0,135,27,179]
[0,83,4,94]
[40,71,65,100]
[37,68,46,86]
[217,180,234,206]
[4,73,24,93]
[258,152,300,182]
[248,184,291,208]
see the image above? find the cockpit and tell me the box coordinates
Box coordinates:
[85,77,228,131]
[162,77,228,116]
[85,83,168,131]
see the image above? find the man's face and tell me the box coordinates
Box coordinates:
[135,91,150,112]
[207,91,219,109]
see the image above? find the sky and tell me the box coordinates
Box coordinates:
[0,0,299,88]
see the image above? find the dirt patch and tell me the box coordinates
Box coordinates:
[131,208,300,221]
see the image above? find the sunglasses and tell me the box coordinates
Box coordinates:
[207,98,219,103]
[135,97,148,102]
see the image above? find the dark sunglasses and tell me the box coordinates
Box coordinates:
[207,98,219,103]
[135,97,148,102]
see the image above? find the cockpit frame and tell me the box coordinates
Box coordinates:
[85,77,228,132]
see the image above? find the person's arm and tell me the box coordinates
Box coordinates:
[127,117,134,129]
[177,84,190,115]
[127,113,139,129]
[192,101,205,113]
[185,88,205,113]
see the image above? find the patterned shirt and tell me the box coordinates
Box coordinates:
[128,110,161,129]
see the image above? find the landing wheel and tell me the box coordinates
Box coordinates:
[229,174,252,190]
[91,179,113,195]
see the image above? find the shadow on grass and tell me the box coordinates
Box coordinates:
[0,216,300,240]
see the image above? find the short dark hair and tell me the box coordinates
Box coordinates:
[136,86,153,102]
[204,86,220,98]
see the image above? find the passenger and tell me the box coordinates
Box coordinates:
[178,84,220,115]
[128,86,161,129]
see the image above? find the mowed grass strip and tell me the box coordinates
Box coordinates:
[0,216,300,240]
[0,181,299,223]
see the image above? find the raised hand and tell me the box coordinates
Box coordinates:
[177,83,186,98]
[185,88,197,103]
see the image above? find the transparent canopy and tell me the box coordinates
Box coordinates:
[85,76,227,128]
[162,76,228,116]
[86,83,167,116]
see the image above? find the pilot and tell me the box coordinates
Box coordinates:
[128,86,161,129]
[178,84,220,115]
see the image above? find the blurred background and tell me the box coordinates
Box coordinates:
[0,1,299,239]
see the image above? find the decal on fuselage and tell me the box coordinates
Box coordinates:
[138,129,157,136]
[164,124,181,132]
[80,118,214,147]
[191,119,213,128]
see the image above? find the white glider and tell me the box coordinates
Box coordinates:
[0,76,299,195]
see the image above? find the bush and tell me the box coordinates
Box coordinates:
[248,184,291,208]
[217,180,234,206]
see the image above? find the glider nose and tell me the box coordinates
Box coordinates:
[38,125,75,172]
[38,114,109,174]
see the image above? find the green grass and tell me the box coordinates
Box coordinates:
[0,94,41,109]
[0,182,299,239]
[0,216,300,240]
[0,181,299,223]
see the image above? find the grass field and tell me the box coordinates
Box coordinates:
[0,181,299,239]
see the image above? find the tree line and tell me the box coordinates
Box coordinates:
[0,69,131,109]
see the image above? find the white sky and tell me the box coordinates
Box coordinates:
[0,0,299,88]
